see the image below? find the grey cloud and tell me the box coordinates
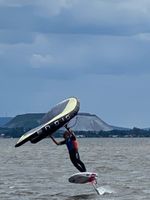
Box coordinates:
[1,32,150,81]
[26,34,150,78]
[1,1,150,80]
[1,0,150,38]
[34,0,150,36]
[1,0,150,126]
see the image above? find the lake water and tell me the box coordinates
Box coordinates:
[0,138,150,200]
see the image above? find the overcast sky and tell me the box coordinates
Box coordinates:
[1,0,150,128]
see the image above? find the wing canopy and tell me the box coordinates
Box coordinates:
[15,97,80,147]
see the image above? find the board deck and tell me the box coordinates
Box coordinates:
[68,172,98,184]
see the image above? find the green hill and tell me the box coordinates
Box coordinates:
[4,113,45,130]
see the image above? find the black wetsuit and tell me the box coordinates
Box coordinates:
[60,134,86,172]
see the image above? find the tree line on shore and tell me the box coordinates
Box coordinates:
[0,127,150,138]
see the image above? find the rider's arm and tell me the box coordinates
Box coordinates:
[50,135,65,145]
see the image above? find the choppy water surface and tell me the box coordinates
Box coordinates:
[0,138,150,200]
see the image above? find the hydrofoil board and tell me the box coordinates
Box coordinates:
[68,172,100,195]
[68,172,98,184]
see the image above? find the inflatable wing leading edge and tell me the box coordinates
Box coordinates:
[15,97,80,147]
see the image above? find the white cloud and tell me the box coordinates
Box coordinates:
[30,54,54,68]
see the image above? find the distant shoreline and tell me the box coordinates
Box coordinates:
[0,127,150,138]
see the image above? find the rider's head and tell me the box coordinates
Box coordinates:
[63,131,69,139]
